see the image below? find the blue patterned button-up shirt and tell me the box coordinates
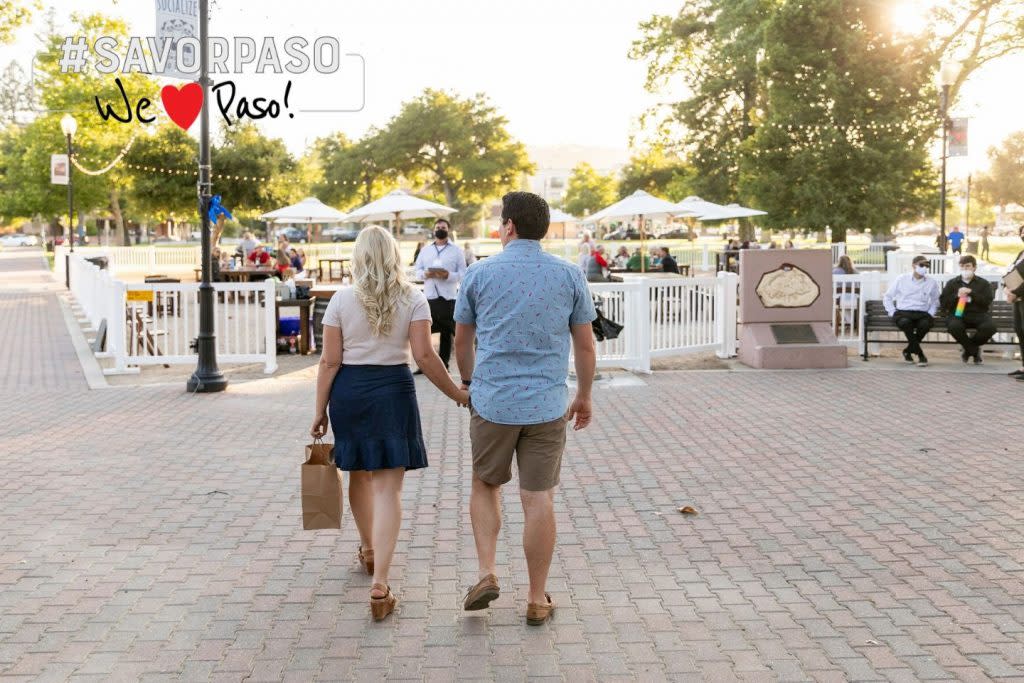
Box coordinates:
[454,239,597,425]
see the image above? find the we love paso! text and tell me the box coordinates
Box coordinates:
[95,78,294,130]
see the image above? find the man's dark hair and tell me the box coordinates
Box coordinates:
[433,218,451,230]
[959,254,977,266]
[501,192,549,240]
[912,254,929,266]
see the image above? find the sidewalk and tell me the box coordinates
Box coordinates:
[1,246,1023,681]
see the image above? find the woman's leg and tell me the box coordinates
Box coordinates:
[370,467,406,596]
[348,471,374,551]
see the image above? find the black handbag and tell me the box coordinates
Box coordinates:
[592,309,624,342]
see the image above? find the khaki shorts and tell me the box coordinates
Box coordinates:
[470,408,568,491]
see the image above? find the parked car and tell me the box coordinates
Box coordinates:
[657,228,697,240]
[0,233,39,247]
[323,227,359,242]
[274,226,309,243]
[605,228,647,240]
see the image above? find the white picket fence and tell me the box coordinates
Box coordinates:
[66,253,278,374]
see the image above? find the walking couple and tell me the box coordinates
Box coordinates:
[310,192,598,622]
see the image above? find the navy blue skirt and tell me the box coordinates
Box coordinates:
[328,364,428,472]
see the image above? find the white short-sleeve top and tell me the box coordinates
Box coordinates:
[321,286,432,365]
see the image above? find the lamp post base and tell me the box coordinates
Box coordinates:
[186,369,228,393]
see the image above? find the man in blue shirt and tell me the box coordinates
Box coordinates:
[454,191,597,625]
[948,227,965,255]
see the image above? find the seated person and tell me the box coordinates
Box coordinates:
[585,246,610,282]
[940,254,996,364]
[648,247,662,267]
[289,247,305,273]
[883,254,940,366]
[248,246,272,266]
[613,246,629,269]
[659,247,679,274]
[627,248,650,272]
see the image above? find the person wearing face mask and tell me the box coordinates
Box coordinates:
[1005,224,1024,380]
[940,255,996,364]
[883,255,941,366]
[413,218,466,373]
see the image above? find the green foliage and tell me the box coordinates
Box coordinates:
[619,147,694,200]
[563,162,618,218]
[126,123,196,221]
[211,121,297,215]
[382,89,534,225]
[975,131,1024,209]
[0,1,38,44]
[312,131,396,209]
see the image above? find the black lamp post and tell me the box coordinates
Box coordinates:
[938,61,958,251]
[186,0,228,393]
[60,114,77,289]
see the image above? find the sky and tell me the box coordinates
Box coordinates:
[1,0,1021,179]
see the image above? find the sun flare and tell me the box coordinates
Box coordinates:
[890,1,930,35]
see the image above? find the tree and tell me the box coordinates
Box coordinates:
[739,1,937,243]
[126,123,197,224]
[975,131,1024,210]
[563,162,618,218]
[0,61,35,125]
[619,146,694,201]
[312,130,397,209]
[0,1,37,44]
[211,122,296,214]
[383,89,534,226]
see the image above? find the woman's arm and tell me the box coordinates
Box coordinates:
[310,324,343,437]
[409,320,468,405]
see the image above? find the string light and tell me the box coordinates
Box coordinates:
[69,130,140,176]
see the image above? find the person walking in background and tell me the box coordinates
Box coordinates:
[454,191,597,626]
[980,225,991,262]
[410,240,425,266]
[239,231,259,259]
[948,226,965,255]
[883,255,941,367]
[464,242,478,267]
[413,219,466,373]
[310,226,468,621]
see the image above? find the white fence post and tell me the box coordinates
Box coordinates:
[263,279,279,374]
[715,271,739,358]
[701,244,710,268]
[107,279,132,374]
[148,246,157,272]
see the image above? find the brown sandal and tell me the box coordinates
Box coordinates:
[370,583,396,621]
[358,546,374,575]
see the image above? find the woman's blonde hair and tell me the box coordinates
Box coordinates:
[351,225,414,336]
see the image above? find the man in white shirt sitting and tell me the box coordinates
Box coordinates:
[883,254,941,367]
[414,219,466,373]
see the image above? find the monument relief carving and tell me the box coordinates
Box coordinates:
[754,263,820,308]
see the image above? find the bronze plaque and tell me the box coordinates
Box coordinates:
[771,324,818,344]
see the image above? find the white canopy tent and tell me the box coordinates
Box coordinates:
[671,196,726,218]
[584,190,682,272]
[343,190,456,235]
[260,197,346,224]
[697,203,768,221]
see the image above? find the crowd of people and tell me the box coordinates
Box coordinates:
[577,233,681,282]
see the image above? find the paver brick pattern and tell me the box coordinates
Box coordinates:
[1,248,1023,681]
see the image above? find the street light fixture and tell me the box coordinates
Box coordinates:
[937,60,958,251]
[60,113,77,289]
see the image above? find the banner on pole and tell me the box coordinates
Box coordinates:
[948,118,968,157]
[50,154,69,185]
[155,0,200,80]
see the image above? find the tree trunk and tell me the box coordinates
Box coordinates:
[109,188,128,245]
[212,215,226,246]
[831,225,848,243]
[737,219,755,242]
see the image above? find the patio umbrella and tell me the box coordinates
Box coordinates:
[584,190,679,272]
[342,190,456,235]
[697,203,767,221]
[548,208,577,241]
[260,197,347,241]
[671,196,725,218]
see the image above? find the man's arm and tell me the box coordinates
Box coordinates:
[928,280,940,317]
[883,277,900,317]
[567,323,596,431]
[454,323,476,387]
[973,278,994,308]
[939,279,955,314]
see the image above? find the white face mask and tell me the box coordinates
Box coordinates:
[914,265,928,276]
[961,269,975,281]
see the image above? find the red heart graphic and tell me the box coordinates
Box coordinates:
[161,82,203,130]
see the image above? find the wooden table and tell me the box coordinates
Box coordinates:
[221,267,275,282]
[715,250,741,273]
[318,258,350,283]
[276,297,317,355]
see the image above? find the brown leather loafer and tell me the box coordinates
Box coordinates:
[462,574,500,611]
[526,593,554,625]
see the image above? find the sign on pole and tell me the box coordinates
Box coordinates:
[155,0,200,80]
[50,154,69,185]
[948,118,968,157]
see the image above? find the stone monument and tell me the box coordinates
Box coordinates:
[738,249,847,369]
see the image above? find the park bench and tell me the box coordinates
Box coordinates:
[861,300,1017,361]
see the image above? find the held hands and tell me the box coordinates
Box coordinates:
[309,413,328,439]
[565,394,592,431]
[452,388,470,408]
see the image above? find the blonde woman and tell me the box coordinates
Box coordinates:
[310,226,468,620]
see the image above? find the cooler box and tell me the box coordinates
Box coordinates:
[279,316,301,336]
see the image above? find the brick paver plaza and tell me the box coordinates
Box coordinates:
[1,248,1023,682]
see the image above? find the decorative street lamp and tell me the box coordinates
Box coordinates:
[60,113,77,289]
[938,60,958,251]
[186,0,228,393]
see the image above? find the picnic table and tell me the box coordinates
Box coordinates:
[220,266,275,282]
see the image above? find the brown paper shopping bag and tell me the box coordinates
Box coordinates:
[301,439,344,530]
